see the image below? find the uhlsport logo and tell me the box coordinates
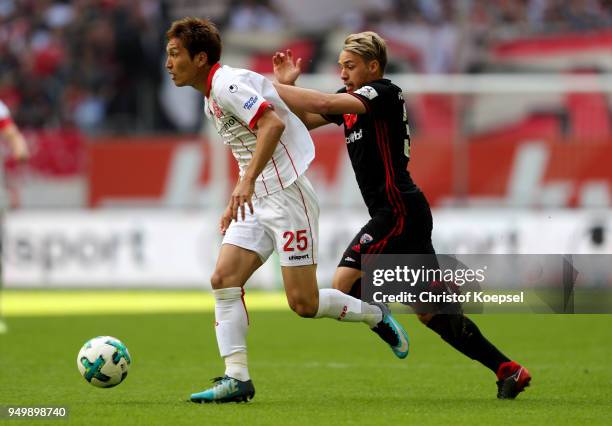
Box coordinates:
[243,96,258,110]
[289,253,310,261]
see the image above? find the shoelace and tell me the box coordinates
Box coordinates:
[210,376,228,387]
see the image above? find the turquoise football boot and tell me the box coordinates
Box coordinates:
[371,302,410,359]
[190,376,255,403]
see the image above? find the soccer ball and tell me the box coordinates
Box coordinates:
[77,336,132,388]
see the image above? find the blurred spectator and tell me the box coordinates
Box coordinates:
[0,0,169,134]
[1,0,612,133]
[224,0,285,32]
[561,0,608,31]
[372,0,460,73]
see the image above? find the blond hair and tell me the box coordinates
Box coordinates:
[342,31,387,73]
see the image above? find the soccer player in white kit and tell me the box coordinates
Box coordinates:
[165,18,409,403]
[0,100,29,334]
[0,101,28,162]
[0,100,29,168]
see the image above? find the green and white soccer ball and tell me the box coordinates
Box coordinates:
[77,336,132,388]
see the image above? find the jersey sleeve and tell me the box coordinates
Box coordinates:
[321,113,344,126]
[0,101,13,130]
[214,74,273,130]
[320,87,347,126]
[349,81,394,118]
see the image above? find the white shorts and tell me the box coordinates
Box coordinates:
[222,174,319,266]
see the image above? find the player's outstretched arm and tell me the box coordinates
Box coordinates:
[230,108,285,222]
[272,50,333,130]
[273,82,366,117]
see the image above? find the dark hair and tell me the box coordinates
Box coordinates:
[166,17,222,64]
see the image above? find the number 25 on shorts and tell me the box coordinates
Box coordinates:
[282,230,308,252]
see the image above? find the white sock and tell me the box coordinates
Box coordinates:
[315,288,382,327]
[213,287,250,380]
[224,351,250,382]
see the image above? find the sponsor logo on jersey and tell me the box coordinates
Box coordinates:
[359,233,373,244]
[229,84,238,93]
[243,96,258,110]
[221,117,238,133]
[343,113,357,129]
[344,256,356,263]
[345,128,363,144]
[354,85,378,100]
[211,100,223,118]
[289,253,310,261]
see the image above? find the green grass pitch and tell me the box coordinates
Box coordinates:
[0,292,611,425]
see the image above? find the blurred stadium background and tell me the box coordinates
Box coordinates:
[1,2,612,424]
[2,0,612,290]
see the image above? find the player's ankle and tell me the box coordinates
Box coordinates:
[225,351,250,381]
[367,304,384,328]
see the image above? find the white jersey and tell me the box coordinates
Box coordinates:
[0,100,12,208]
[0,100,12,130]
[204,64,315,198]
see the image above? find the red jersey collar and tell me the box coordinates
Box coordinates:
[205,63,221,97]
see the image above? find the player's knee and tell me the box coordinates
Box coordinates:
[210,270,234,289]
[210,272,223,289]
[288,297,318,318]
[332,279,352,293]
[417,313,434,325]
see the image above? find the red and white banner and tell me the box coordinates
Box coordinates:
[86,132,612,208]
[411,138,612,208]
[6,129,609,208]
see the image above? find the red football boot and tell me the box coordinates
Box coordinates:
[496,361,532,399]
